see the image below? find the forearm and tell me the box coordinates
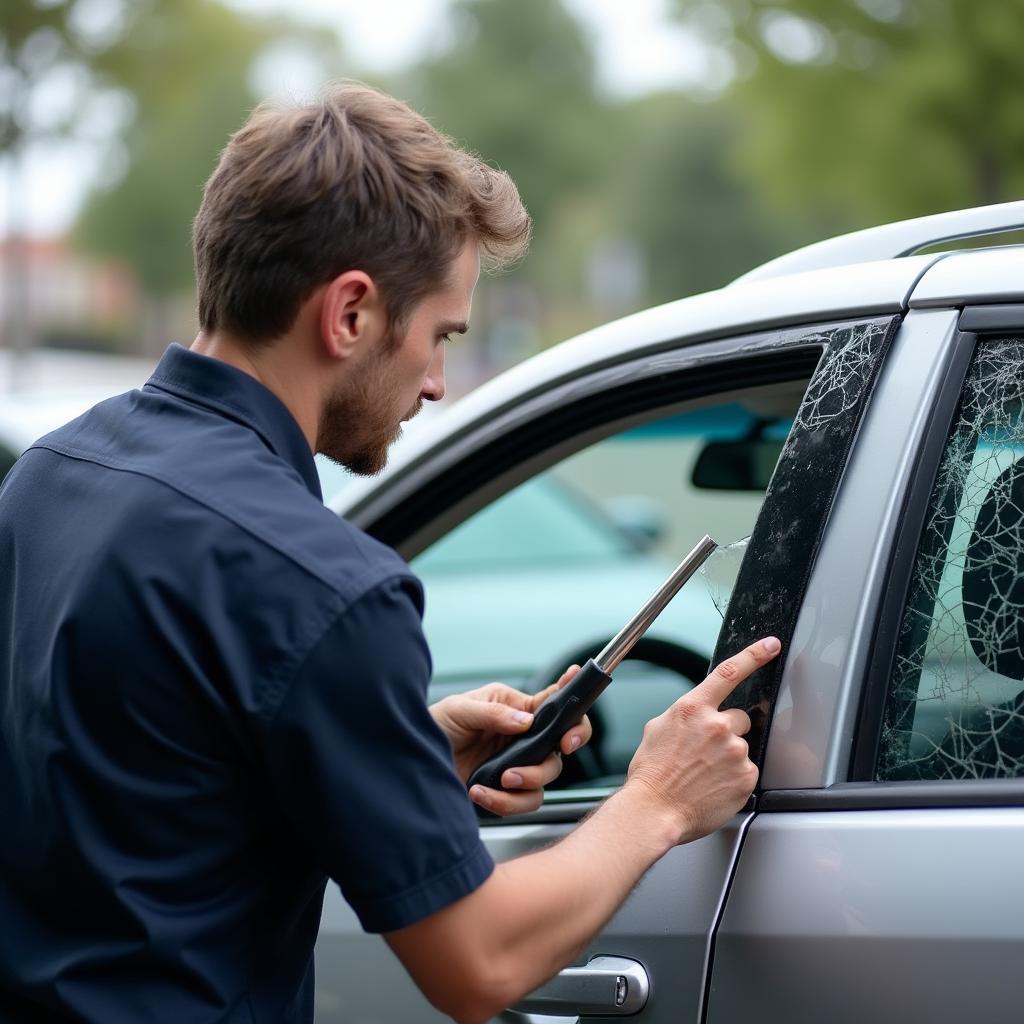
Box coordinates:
[390,639,778,1024]
[388,784,680,1023]
[484,786,678,976]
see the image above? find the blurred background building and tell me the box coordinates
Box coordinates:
[3,0,1024,399]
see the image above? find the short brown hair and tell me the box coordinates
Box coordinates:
[192,82,530,341]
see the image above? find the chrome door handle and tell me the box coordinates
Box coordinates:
[506,955,650,1017]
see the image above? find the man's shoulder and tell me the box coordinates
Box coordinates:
[281,498,419,610]
[27,390,416,611]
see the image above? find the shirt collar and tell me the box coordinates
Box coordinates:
[145,343,323,501]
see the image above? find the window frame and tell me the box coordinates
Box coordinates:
[712,316,903,764]
[346,318,898,818]
[850,326,978,781]
[754,306,1024,812]
[365,345,824,560]
[854,314,1024,786]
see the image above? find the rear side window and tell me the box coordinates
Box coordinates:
[879,336,1024,780]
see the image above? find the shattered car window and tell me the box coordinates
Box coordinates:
[880,337,1024,781]
[713,316,901,761]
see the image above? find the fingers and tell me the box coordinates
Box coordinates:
[452,695,536,737]
[469,751,563,816]
[693,636,781,708]
[560,713,592,755]
[470,784,544,817]
[502,751,563,792]
[526,664,580,713]
[721,707,752,736]
[554,664,581,689]
[479,681,535,713]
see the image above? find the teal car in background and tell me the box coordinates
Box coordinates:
[323,403,789,789]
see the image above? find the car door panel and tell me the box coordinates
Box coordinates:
[314,826,578,1024]
[314,817,752,1024]
[707,808,1024,1024]
[710,311,1024,1021]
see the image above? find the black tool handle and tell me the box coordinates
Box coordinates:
[467,658,612,796]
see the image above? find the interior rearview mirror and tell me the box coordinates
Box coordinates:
[691,438,785,491]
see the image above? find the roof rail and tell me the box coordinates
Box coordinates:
[733,200,1024,284]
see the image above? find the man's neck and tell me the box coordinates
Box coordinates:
[190,331,319,452]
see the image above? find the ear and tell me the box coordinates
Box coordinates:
[319,270,387,360]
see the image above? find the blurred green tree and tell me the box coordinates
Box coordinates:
[606,91,819,302]
[403,0,606,235]
[2,0,132,364]
[396,0,801,357]
[396,0,609,356]
[3,0,83,157]
[670,0,1024,226]
[75,0,343,351]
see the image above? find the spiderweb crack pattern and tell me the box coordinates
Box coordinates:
[880,337,1024,780]
[715,316,897,741]
[790,322,886,433]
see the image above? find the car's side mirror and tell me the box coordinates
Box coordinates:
[691,438,785,491]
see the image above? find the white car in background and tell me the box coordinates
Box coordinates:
[0,349,154,481]
[0,388,134,481]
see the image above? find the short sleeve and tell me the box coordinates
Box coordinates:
[258,576,493,933]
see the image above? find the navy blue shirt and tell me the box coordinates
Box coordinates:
[0,344,492,1023]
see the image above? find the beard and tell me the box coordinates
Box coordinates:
[317,338,421,477]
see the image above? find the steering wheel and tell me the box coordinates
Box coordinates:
[525,637,710,790]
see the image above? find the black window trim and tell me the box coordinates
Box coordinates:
[360,331,837,558]
[760,778,1024,812]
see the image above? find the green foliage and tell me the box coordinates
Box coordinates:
[671,0,1024,226]
[2,0,104,153]
[75,0,343,296]
[401,0,607,243]
[605,92,819,300]
[397,0,796,331]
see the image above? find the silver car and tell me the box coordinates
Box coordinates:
[318,202,1024,1023]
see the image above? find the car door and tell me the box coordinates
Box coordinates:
[314,310,902,1024]
[707,293,1024,1021]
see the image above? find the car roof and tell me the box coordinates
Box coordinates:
[332,251,931,516]
[734,198,1024,282]
[332,200,1024,518]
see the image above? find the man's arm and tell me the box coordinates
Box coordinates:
[386,637,779,1024]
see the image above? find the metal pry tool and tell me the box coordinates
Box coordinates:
[468,534,719,804]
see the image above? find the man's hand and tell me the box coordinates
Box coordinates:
[390,637,780,1024]
[623,635,781,846]
[387,634,778,1019]
[429,667,592,817]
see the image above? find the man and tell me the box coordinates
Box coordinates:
[0,83,778,1023]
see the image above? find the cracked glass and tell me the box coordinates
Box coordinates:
[714,317,899,759]
[879,337,1024,781]
[412,377,814,791]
